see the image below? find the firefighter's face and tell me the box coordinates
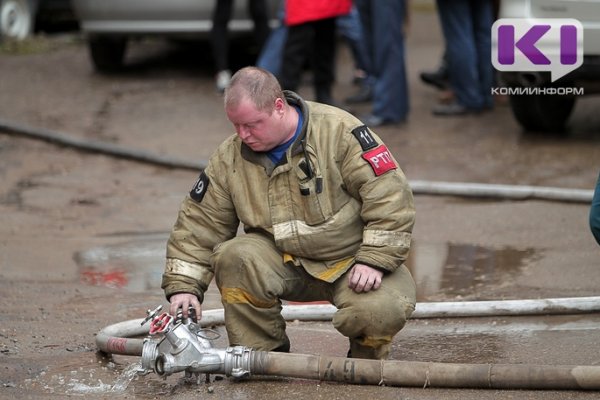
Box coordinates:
[226,96,289,152]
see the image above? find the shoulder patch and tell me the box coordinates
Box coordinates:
[351,125,378,151]
[362,145,397,176]
[190,171,209,203]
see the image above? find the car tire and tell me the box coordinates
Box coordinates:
[0,0,38,41]
[88,35,128,73]
[508,92,576,133]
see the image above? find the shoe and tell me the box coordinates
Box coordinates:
[215,69,231,93]
[432,101,480,116]
[360,113,398,127]
[420,68,449,91]
[345,85,373,104]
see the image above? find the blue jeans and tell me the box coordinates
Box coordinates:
[436,0,494,110]
[337,6,369,74]
[256,2,286,77]
[355,0,409,122]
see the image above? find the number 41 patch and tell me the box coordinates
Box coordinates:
[362,145,397,176]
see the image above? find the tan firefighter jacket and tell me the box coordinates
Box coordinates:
[161,91,415,303]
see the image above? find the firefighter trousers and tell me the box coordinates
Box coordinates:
[210,232,416,359]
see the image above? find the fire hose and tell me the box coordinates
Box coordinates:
[0,118,593,203]
[96,297,600,390]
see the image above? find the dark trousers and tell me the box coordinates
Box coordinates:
[280,17,337,102]
[211,0,271,72]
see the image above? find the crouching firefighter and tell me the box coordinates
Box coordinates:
[161,66,416,360]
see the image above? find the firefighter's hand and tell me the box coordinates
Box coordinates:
[348,263,383,293]
[169,293,202,322]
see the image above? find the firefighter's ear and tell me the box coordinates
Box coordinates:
[274,97,286,117]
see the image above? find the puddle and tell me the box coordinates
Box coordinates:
[75,237,540,299]
[74,234,167,292]
[406,242,540,300]
[20,356,144,397]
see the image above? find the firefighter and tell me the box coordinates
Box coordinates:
[161,66,416,360]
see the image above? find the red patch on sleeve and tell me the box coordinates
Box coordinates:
[362,145,397,176]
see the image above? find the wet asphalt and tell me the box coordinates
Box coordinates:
[1,4,599,399]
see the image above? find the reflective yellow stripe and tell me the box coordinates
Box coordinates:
[363,230,411,247]
[316,256,354,281]
[221,287,278,309]
[273,215,342,240]
[165,258,213,282]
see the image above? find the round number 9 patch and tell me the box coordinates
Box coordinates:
[190,171,210,203]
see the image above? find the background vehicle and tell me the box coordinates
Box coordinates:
[497,0,600,133]
[0,0,76,41]
[71,0,280,73]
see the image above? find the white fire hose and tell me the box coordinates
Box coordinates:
[96,297,600,390]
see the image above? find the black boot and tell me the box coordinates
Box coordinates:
[419,63,449,90]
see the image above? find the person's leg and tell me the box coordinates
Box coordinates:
[211,0,233,73]
[256,25,288,77]
[331,264,416,359]
[280,22,313,91]
[370,0,409,122]
[248,0,271,51]
[312,17,337,104]
[471,0,494,109]
[211,233,335,351]
[345,0,375,104]
[354,0,373,79]
[211,233,293,351]
[337,6,368,80]
[256,2,287,77]
[435,0,483,110]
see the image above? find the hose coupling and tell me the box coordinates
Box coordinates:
[223,346,254,379]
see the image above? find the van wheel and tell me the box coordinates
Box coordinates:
[88,35,127,73]
[509,93,576,133]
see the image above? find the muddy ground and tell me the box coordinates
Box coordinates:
[1,7,600,400]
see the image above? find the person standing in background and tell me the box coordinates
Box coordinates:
[431,0,494,115]
[258,2,369,92]
[279,0,352,106]
[351,0,410,127]
[211,0,271,93]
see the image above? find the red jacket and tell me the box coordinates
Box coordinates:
[285,0,352,26]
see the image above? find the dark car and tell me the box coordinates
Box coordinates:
[0,0,77,41]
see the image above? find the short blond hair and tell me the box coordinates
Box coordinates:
[224,66,287,113]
